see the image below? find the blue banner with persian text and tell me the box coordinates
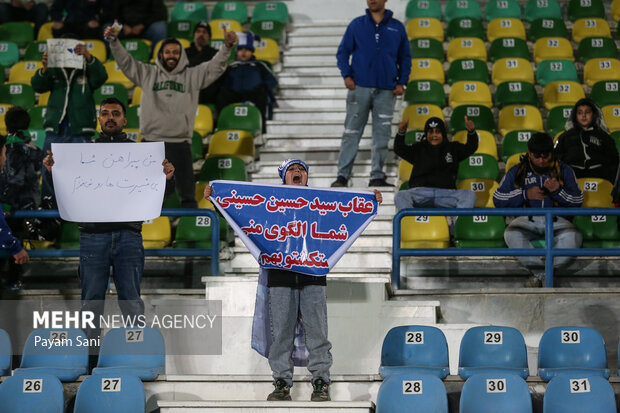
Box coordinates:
[210,180,378,276]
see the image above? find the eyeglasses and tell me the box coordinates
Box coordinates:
[530,152,551,159]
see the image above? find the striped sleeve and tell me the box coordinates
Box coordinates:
[493,166,526,207]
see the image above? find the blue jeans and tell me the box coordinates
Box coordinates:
[268,285,332,387]
[79,230,145,326]
[394,187,478,211]
[504,216,583,275]
[337,87,395,181]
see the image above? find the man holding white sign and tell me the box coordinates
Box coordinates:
[43,98,174,339]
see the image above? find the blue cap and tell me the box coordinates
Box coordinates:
[278,159,309,183]
[237,31,255,52]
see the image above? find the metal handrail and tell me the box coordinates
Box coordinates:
[393,208,620,289]
[2,208,220,276]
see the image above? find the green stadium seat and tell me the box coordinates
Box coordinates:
[23,129,44,149]
[0,41,19,67]
[447,37,486,62]
[0,22,34,48]
[191,130,204,161]
[611,131,620,152]
[573,215,620,248]
[112,39,151,62]
[486,18,526,42]
[498,105,544,136]
[167,21,195,41]
[454,215,506,248]
[501,130,537,161]
[216,104,262,137]
[528,18,568,42]
[23,40,47,61]
[406,18,444,42]
[173,215,228,248]
[250,20,286,44]
[450,105,496,134]
[447,58,489,84]
[543,81,585,110]
[590,81,620,108]
[406,0,442,20]
[446,18,485,40]
[404,80,446,107]
[252,2,290,24]
[198,155,247,182]
[405,130,425,145]
[533,37,574,64]
[489,37,529,62]
[28,106,46,129]
[546,105,572,137]
[94,83,129,108]
[445,0,482,22]
[162,191,181,209]
[524,0,562,21]
[492,57,534,85]
[170,2,208,22]
[409,38,444,61]
[536,60,579,86]
[125,105,140,129]
[577,37,620,63]
[0,65,4,84]
[485,0,522,21]
[0,83,36,109]
[457,153,500,182]
[568,0,605,21]
[212,1,249,24]
[448,81,493,108]
[495,81,538,109]
[56,222,80,249]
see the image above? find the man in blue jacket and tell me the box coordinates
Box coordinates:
[332,0,411,188]
[493,133,583,287]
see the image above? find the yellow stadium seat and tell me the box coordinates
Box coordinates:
[209,19,243,39]
[448,81,493,108]
[492,57,535,85]
[400,215,450,248]
[406,17,444,42]
[198,197,215,210]
[447,37,487,62]
[104,61,133,89]
[533,37,574,64]
[498,105,544,136]
[0,104,13,135]
[194,104,214,136]
[602,105,620,132]
[142,216,171,248]
[583,58,620,87]
[131,86,142,106]
[83,39,107,62]
[613,0,620,21]
[542,81,585,110]
[577,178,613,207]
[505,152,525,172]
[151,38,191,61]
[123,128,142,142]
[37,91,49,106]
[457,179,498,208]
[9,61,42,84]
[254,38,280,65]
[453,130,498,159]
[486,18,526,42]
[195,181,209,203]
[398,159,413,186]
[402,104,445,130]
[409,58,445,83]
[207,129,255,163]
[37,21,53,41]
[572,18,611,43]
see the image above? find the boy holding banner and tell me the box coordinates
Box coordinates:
[204,160,382,402]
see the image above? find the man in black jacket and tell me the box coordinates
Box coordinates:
[394,116,478,211]
[185,21,220,106]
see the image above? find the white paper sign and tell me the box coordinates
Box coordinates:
[51,142,166,222]
[46,39,85,69]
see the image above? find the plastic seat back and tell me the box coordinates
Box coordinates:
[0,83,36,109]
[409,38,444,61]
[195,104,214,137]
[405,80,445,107]
[492,57,534,85]
[489,37,529,62]
[250,19,286,44]
[501,130,536,161]
[0,41,19,67]
[402,104,444,130]
[83,39,107,62]
[485,0,521,21]
[380,325,449,379]
[573,215,620,248]
[524,0,562,21]
[453,130,498,159]
[568,0,605,21]
[117,39,150,62]
[141,216,171,249]
[486,18,526,42]
[409,58,445,83]
[376,372,448,413]
[406,0,442,20]
[577,37,620,63]
[207,130,255,163]
[104,61,133,89]
[577,178,614,207]
[174,215,221,248]
[495,81,538,109]
[445,0,482,22]
[170,1,208,22]
[498,105,543,136]
[458,326,529,379]
[94,83,129,108]
[528,18,568,42]
[454,215,506,248]
[167,20,195,42]
[457,154,500,182]
[406,17,444,42]
[216,104,262,137]
[460,373,533,413]
[28,106,46,129]
[199,155,247,182]
[0,22,34,48]
[546,106,573,137]
[449,81,492,108]
[538,326,610,381]
[0,103,13,135]
[73,374,145,413]
[447,37,486,62]
[209,19,243,40]
[534,37,574,64]
[542,81,585,110]
[9,61,42,84]
[613,0,620,21]
[252,2,290,24]
[536,60,578,86]
[571,18,611,43]
[602,105,620,132]
[211,1,249,24]
[446,18,485,40]
[543,375,616,413]
[458,179,499,208]
[584,58,620,87]
[0,373,64,413]
[450,105,496,134]
[37,21,53,41]
[590,80,620,108]
[400,216,450,248]
[447,58,489,84]
[254,38,280,65]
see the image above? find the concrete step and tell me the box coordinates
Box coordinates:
[265,124,376,138]
[284,55,338,66]
[279,88,348,99]
[287,36,342,47]
[289,24,347,37]
[276,97,345,109]
[277,67,342,75]
[158,400,375,412]
[285,46,338,56]
[277,75,343,87]
[271,109,347,121]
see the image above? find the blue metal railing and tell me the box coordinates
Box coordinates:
[2,208,220,276]
[393,208,620,289]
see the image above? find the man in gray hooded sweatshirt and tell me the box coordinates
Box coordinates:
[104,25,237,208]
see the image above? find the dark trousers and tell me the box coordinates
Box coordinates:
[145,140,197,208]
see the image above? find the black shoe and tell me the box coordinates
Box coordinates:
[331,176,348,187]
[267,378,292,401]
[368,178,393,187]
[311,377,330,401]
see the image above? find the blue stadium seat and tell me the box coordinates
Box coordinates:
[375,372,448,413]
[73,374,145,413]
[537,326,610,381]
[543,375,616,413]
[460,373,533,413]
[0,328,11,375]
[91,327,165,381]
[13,328,89,382]
[0,373,64,413]
[458,326,529,380]
[379,325,450,379]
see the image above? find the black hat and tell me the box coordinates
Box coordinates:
[193,21,211,37]
[423,117,446,138]
[527,132,554,154]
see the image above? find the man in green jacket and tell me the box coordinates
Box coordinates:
[31,43,108,207]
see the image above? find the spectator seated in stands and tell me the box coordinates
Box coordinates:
[216,31,278,133]
[493,132,584,287]
[102,0,167,46]
[394,116,478,211]
[0,0,49,35]
[186,21,220,106]
[50,0,102,39]
[555,98,619,183]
